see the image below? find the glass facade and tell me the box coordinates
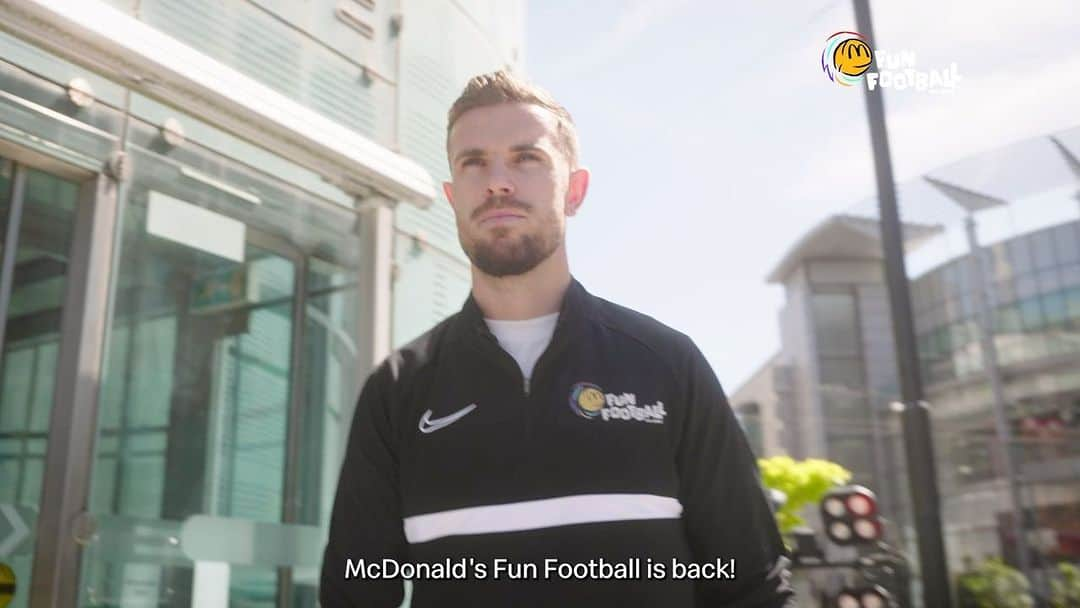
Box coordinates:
[72,116,367,606]
[734,402,764,456]
[810,290,877,484]
[913,220,1080,489]
[904,180,1080,587]
[0,158,82,608]
[0,0,523,605]
[914,220,1080,387]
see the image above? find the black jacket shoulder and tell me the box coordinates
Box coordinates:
[380,314,456,385]
[590,294,698,374]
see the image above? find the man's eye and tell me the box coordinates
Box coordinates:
[516,152,541,162]
[461,158,485,167]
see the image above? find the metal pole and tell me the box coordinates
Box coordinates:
[850,2,952,606]
[963,215,1038,596]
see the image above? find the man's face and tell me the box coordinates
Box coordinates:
[444,102,588,277]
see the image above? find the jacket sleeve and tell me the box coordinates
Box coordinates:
[675,337,797,607]
[320,359,408,607]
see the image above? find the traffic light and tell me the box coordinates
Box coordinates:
[832,585,896,608]
[820,485,884,546]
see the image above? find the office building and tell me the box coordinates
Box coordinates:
[733,129,1080,584]
[0,1,523,605]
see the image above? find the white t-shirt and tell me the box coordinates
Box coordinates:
[484,312,560,382]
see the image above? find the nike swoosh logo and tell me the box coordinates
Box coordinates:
[418,403,477,434]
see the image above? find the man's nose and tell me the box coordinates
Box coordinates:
[486,164,514,197]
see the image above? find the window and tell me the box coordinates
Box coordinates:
[1068,287,1080,323]
[1043,291,1068,328]
[735,402,763,456]
[1019,297,1044,331]
[995,304,1022,334]
[1008,236,1034,275]
[826,435,876,482]
[1031,228,1058,270]
[812,292,860,357]
[1052,223,1080,265]
[819,358,864,388]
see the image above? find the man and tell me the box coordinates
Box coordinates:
[320,70,795,607]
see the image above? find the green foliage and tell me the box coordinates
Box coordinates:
[1051,562,1080,608]
[957,558,1033,608]
[757,456,851,533]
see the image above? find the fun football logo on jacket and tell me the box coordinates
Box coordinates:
[568,382,667,424]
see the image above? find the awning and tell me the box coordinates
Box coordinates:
[0,0,437,208]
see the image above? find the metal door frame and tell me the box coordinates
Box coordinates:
[2,140,388,607]
[0,147,119,608]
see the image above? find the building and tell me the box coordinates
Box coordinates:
[732,214,941,546]
[0,1,523,606]
[911,213,1080,573]
[732,129,1080,593]
[731,353,788,459]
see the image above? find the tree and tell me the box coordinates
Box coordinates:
[957,558,1034,608]
[1051,562,1080,608]
[757,456,851,533]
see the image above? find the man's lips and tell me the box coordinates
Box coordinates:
[478,211,526,225]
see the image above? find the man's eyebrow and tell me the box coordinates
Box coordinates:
[510,143,550,155]
[453,144,549,164]
[453,148,486,164]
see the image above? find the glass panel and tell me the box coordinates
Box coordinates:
[820,385,869,422]
[291,259,363,605]
[80,139,366,608]
[1043,291,1068,328]
[0,160,81,608]
[82,179,298,606]
[734,403,763,457]
[1009,236,1035,275]
[1053,223,1080,265]
[819,357,864,388]
[811,292,860,356]
[825,435,876,483]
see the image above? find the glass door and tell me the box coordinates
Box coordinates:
[74,142,368,608]
[78,198,302,606]
[0,155,84,608]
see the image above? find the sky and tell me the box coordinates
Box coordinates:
[524,0,1080,390]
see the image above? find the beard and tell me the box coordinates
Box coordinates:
[461,197,562,277]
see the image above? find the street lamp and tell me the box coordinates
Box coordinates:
[850,1,952,604]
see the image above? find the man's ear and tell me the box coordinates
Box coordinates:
[442,181,456,207]
[564,167,590,216]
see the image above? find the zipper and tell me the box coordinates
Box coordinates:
[521,316,568,400]
[475,326,530,398]
[475,316,566,399]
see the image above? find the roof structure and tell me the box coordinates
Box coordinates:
[766,214,942,283]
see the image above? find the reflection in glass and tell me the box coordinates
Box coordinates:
[916,220,1080,383]
[812,292,860,356]
[0,160,80,608]
[290,257,363,607]
[79,138,367,607]
[84,185,297,605]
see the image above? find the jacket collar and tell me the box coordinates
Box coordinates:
[451,276,594,345]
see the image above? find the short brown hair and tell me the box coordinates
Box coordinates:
[447,70,580,168]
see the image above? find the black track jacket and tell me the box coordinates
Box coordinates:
[320,278,795,607]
